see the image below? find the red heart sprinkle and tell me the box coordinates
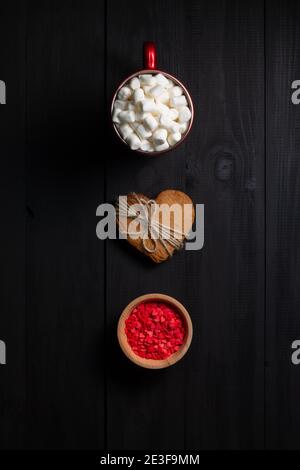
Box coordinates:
[125,301,186,360]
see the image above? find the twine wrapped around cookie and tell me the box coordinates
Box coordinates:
[116,192,186,258]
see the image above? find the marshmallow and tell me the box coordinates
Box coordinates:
[153,128,168,146]
[129,77,141,90]
[113,99,128,110]
[178,106,192,123]
[155,90,170,104]
[155,141,170,152]
[169,86,183,98]
[141,99,157,113]
[112,108,122,123]
[118,110,136,123]
[149,85,165,98]
[178,122,188,134]
[159,115,172,128]
[165,79,174,89]
[135,111,148,122]
[118,86,132,100]
[126,132,142,150]
[155,73,170,87]
[170,122,180,133]
[139,74,156,86]
[140,140,154,152]
[159,115,179,132]
[119,123,133,140]
[168,108,179,121]
[142,85,153,95]
[144,114,159,131]
[136,124,152,140]
[168,132,182,146]
[133,88,145,104]
[171,95,188,107]
[156,102,170,116]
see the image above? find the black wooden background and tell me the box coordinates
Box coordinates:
[0,0,299,451]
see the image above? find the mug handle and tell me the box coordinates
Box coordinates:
[143,42,157,70]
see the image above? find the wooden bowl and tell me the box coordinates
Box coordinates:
[117,293,193,369]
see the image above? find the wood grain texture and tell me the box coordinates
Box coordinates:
[106,0,265,450]
[106,0,189,451]
[0,0,26,450]
[25,0,106,449]
[181,0,265,450]
[0,0,300,451]
[266,0,300,450]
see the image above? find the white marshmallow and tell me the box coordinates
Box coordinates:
[112,108,122,123]
[126,132,141,150]
[143,114,159,131]
[170,122,180,133]
[142,85,152,95]
[136,124,152,140]
[118,86,132,100]
[127,103,135,111]
[171,95,188,107]
[156,102,170,116]
[149,85,165,98]
[165,79,174,89]
[168,132,182,146]
[155,141,170,152]
[113,99,127,110]
[169,86,183,98]
[159,115,172,128]
[141,99,157,113]
[129,77,140,90]
[155,73,169,87]
[169,122,180,134]
[133,88,145,104]
[159,115,179,132]
[152,128,168,146]
[178,106,192,123]
[119,123,133,140]
[135,111,148,122]
[139,74,156,86]
[140,140,154,152]
[156,90,170,103]
[118,110,136,123]
[168,108,179,121]
[155,90,170,104]
[143,86,153,98]
[178,122,188,134]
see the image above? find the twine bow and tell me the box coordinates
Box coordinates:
[116,193,186,258]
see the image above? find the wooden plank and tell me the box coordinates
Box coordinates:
[266,0,300,450]
[182,0,265,450]
[0,1,27,449]
[106,0,265,450]
[106,0,188,450]
[25,0,106,449]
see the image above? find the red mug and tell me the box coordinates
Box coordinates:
[111,42,194,156]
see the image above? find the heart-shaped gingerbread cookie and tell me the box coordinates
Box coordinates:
[116,190,195,263]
